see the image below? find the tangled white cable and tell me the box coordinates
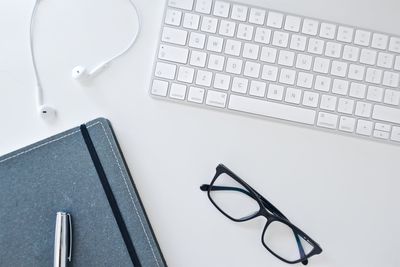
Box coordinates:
[30,0,141,120]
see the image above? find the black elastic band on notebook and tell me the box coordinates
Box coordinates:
[80,124,141,267]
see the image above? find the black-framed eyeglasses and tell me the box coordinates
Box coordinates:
[200,164,322,265]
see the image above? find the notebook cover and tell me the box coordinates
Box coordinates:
[0,118,167,267]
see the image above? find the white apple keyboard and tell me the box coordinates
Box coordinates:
[150,0,400,145]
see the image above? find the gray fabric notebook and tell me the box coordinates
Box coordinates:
[0,118,167,267]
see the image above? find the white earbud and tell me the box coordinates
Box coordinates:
[71,62,108,82]
[38,104,57,121]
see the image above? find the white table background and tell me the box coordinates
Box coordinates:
[1,0,400,266]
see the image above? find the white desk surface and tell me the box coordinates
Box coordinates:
[1,0,400,266]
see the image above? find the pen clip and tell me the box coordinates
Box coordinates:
[67,213,72,262]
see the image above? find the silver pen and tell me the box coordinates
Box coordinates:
[53,212,72,267]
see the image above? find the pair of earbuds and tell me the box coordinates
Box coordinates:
[31,0,140,121]
[37,62,110,120]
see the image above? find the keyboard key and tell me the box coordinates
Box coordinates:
[395,56,400,71]
[296,54,312,70]
[354,30,371,46]
[151,80,169,96]
[366,86,384,103]
[317,112,338,129]
[365,68,382,84]
[349,83,366,99]
[169,83,187,100]
[168,0,193,10]
[214,73,231,90]
[302,19,319,35]
[229,95,316,125]
[231,5,248,21]
[226,57,243,74]
[382,71,400,88]
[155,62,176,79]
[249,8,266,25]
[196,70,213,86]
[285,88,302,104]
[279,68,296,85]
[371,33,389,50]
[267,84,284,100]
[290,35,307,51]
[337,98,354,114]
[243,61,261,78]
[332,79,349,95]
[190,50,207,67]
[254,27,271,44]
[360,49,377,65]
[339,116,356,132]
[383,89,400,106]
[375,123,391,132]
[260,47,277,63]
[249,81,267,97]
[348,64,365,81]
[355,101,372,117]
[356,120,373,136]
[219,20,236,37]
[195,0,212,14]
[373,105,400,124]
[391,127,400,142]
[337,26,354,43]
[389,37,400,53]
[207,54,225,71]
[207,36,224,52]
[284,15,301,32]
[206,90,227,108]
[302,91,319,107]
[183,13,200,29]
[162,27,187,45]
[188,86,205,103]
[225,39,242,56]
[213,1,230,17]
[158,44,188,64]
[266,11,284,28]
[261,64,278,81]
[242,43,260,60]
[319,23,336,39]
[272,31,289,47]
[325,42,342,58]
[201,17,218,33]
[177,66,194,83]
[189,32,205,49]
[237,24,254,40]
[232,77,248,94]
[320,95,337,111]
[165,9,182,26]
[331,61,348,77]
[296,72,313,89]
[308,38,325,55]
[373,130,390,140]
[278,50,295,67]
[343,45,360,62]
[377,53,394,69]
[314,75,331,92]
[313,57,330,74]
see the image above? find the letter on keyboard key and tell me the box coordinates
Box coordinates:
[206,90,227,108]
[228,95,316,125]
[168,0,194,10]
[372,105,400,124]
[158,45,188,64]
[317,112,338,129]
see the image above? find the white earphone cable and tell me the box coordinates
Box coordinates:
[30,0,43,107]
[104,0,141,65]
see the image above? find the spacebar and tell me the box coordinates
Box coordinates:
[228,95,316,125]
